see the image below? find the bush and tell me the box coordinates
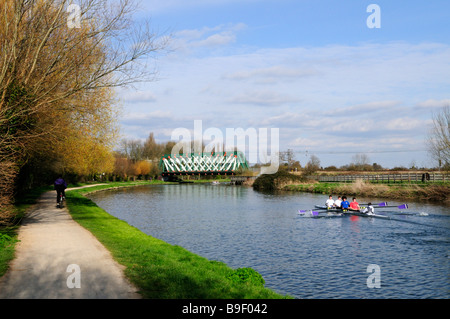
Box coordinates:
[253,170,306,191]
[227,268,265,287]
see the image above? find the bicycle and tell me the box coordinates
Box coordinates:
[57,192,65,209]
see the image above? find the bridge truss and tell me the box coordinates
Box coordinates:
[159,151,249,177]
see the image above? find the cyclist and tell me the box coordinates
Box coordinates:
[54,176,67,207]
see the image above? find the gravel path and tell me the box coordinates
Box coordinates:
[0,186,141,299]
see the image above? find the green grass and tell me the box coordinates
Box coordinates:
[0,231,18,277]
[65,183,290,299]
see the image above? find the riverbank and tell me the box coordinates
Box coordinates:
[284,180,450,202]
[1,180,288,298]
[252,171,449,202]
[65,182,289,298]
[0,181,159,281]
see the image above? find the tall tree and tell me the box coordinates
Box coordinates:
[428,105,450,168]
[303,154,321,176]
[0,0,166,221]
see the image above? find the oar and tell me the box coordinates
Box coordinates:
[378,204,409,209]
[360,202,388,207]
[314,206,336,210]
[360,203,408,209]
[298,210,320,216]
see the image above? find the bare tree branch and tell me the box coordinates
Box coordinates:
[428,105,450,167]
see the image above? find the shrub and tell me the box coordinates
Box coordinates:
[227,268,265,287]
[253,170,306,191]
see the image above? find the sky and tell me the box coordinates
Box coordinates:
[116,0,450,168]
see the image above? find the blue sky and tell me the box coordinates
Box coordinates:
[118,0,450,168]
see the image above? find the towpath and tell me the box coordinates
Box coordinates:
[0,185,141,299]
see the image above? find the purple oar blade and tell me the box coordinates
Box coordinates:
[397,204,408,209]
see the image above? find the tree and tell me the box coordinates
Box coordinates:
[0,0,167,221]
[372,162,383,170]
[143,132,166,160]
[349,153,372,171]
[303,154,321,176]
[352,153,370,166]
[428,105,450,168]
[133,160,151,177]
[120,139,145,161]
[279,149,295,167]
[114,155,130,179]
[0,161,16,224]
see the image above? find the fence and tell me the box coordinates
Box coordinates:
[313,173,449,183]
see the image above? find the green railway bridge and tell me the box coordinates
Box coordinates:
[159,151,249,180]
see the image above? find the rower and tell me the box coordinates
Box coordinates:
[341,196,350,210]
[325,195,334,209]
[349,197,360,211]
[362,202,375,215]
[334,196,342,208]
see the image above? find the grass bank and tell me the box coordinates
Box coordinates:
[0,181,158,279]
[0,227,19,278]
[283,179,450,202]
[65,182,289,299]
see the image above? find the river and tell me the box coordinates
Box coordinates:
[87,183,450,299]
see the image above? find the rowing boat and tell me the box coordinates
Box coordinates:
[312,205,390,219]
[298,210,344,218]
[315,205,340,211]
[342,211,390,219]
[315,203,409,210]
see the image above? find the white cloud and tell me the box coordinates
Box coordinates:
[194,32,236,48]
[170,23,247,53]
[415,99,450,109]
[224,65,319,84]
[228,90,300,107]
[326,101,402,117]
[385,118,432,131]
[123,111,173,120]
[290,137,320,148]
[120,40,450,167]
[121,91,157,103]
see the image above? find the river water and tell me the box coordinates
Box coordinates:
[87,183,450,299]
